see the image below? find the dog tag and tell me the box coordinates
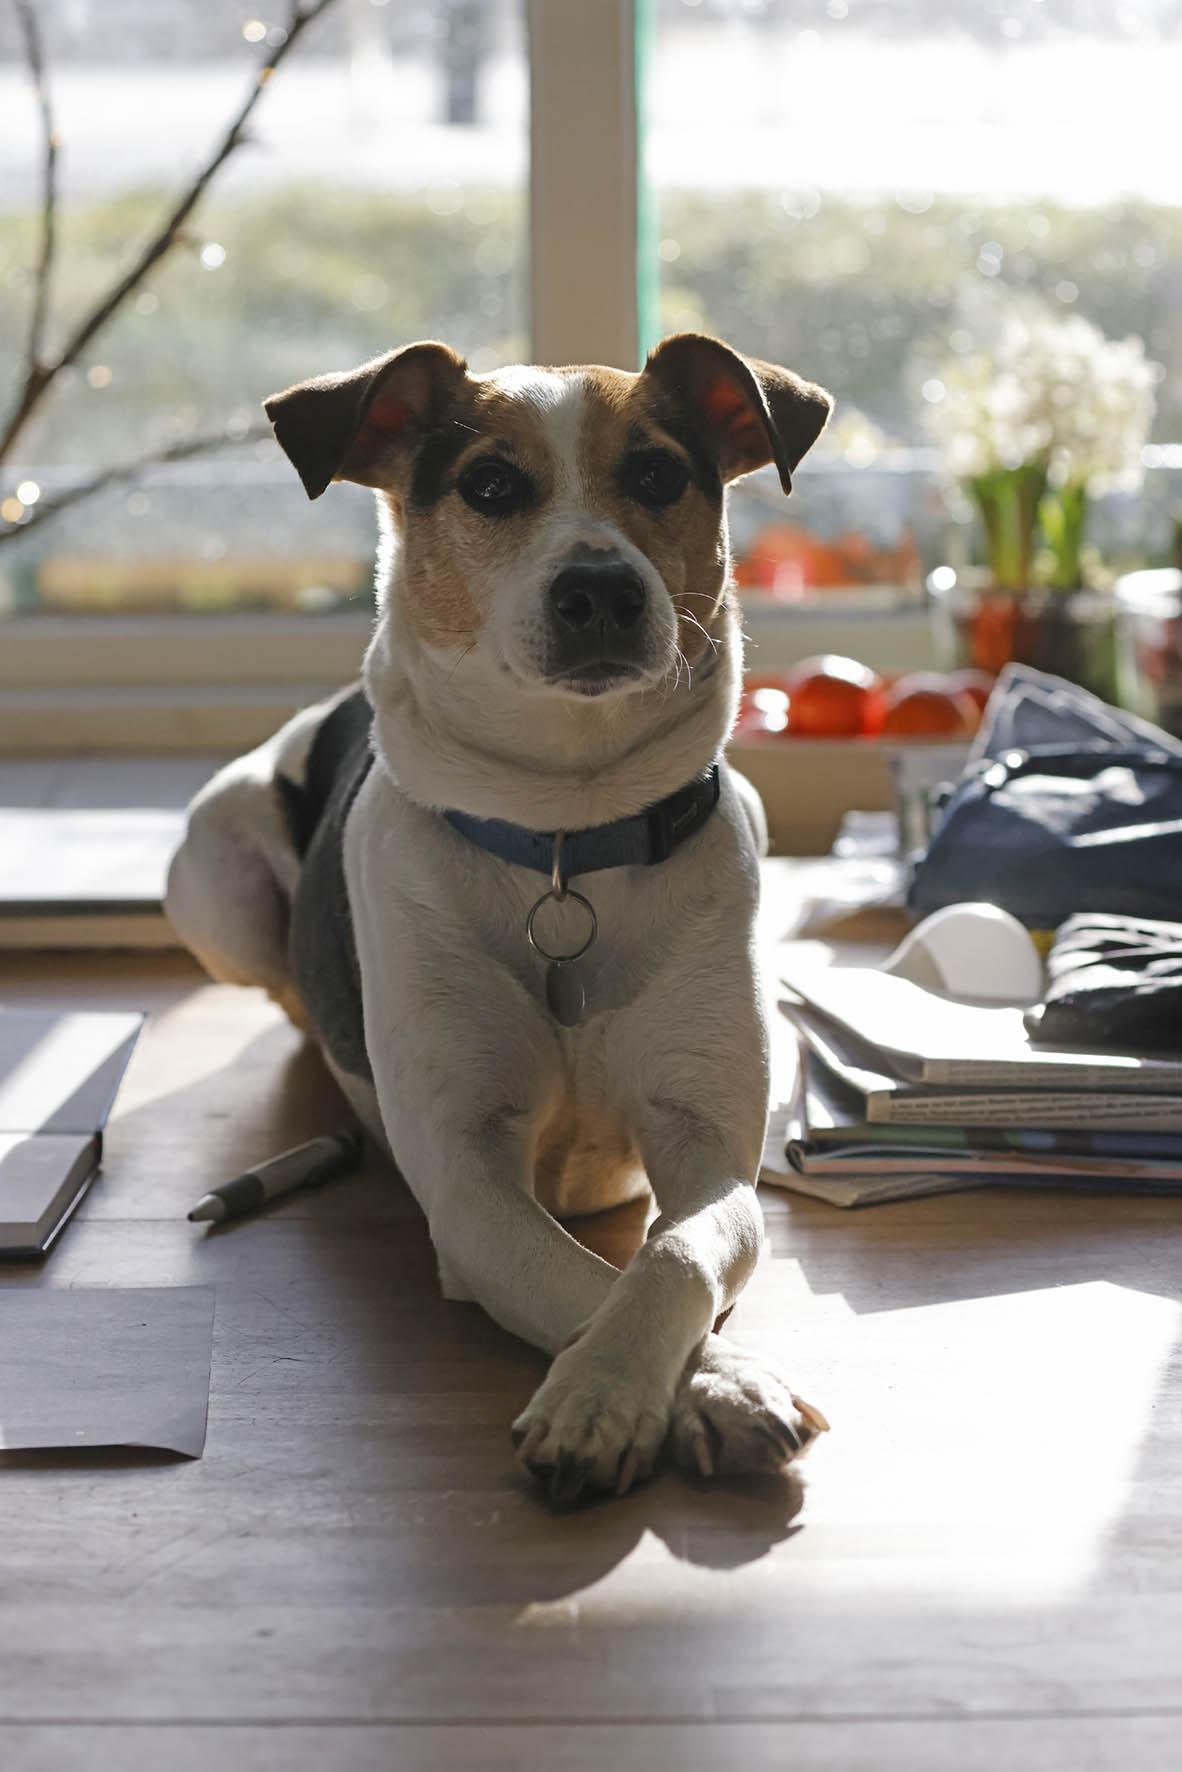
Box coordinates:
[546,960,585,1027]
[528,881,596,1029]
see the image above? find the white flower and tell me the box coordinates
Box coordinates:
[927,310,1157,492]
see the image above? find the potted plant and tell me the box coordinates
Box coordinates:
[926,311,1158,697]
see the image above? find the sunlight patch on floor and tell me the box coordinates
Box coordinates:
[518,1281,1179,1624]
[113,985,291,1114]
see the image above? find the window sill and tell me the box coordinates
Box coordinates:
[0,612,370,754]
[0,681,349,754]
[0,611,371,690]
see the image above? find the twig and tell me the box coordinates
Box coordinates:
[0,0,339,465]
[11,0,57,394]
[0,425,273,546]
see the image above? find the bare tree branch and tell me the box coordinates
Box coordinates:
[11,0,58,392]
[0,425,273,548]
[0,0,339,465]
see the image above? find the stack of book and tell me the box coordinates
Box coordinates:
[768,963,1182,1208]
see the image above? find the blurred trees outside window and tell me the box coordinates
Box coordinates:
[0,0,526,613]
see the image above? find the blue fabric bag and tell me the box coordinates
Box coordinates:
[908,666,1182,931]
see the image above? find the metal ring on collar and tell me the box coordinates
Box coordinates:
[526,886,597,964]
[551,830,568,900]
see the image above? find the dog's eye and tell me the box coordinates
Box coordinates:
[621,449,689,509]
[457,457,530,515]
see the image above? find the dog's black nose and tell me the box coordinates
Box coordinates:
[548,560,646,638]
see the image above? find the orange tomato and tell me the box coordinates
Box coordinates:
[784,655,885,738]
[881,673,980,739]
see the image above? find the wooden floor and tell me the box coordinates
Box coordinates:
[3,945,1182,1770]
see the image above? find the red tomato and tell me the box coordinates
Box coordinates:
[784,654,885,738]
[881,673,979,739]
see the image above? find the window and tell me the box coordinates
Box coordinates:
[0,0,527,617]
[646,0,1181,600]
[2,0,1178,735]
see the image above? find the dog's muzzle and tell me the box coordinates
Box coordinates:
[545,551,649,690]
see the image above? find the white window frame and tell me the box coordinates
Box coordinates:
[1,0,642,754]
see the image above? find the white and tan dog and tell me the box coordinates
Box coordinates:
[167,332,833,1504]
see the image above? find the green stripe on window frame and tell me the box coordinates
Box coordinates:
[634,0,659,362]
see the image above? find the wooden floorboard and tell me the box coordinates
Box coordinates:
[8,1718,1182,1772]
[2,950,1180,1768]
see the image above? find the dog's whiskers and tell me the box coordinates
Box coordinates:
[678,607,720,656]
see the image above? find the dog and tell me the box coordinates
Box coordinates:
[166,332,834,1503]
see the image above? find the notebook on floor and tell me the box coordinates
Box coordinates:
[0,809,185,948]
[0,1008,143,1257]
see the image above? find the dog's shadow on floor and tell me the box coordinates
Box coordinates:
[507,1464,809,1599]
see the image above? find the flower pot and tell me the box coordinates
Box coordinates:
[1115,568,1182,738]
[927,567,1119,703]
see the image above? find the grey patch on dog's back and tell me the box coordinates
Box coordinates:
[286,687,375,1081]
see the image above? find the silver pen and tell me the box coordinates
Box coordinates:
[187,1130,364,1224]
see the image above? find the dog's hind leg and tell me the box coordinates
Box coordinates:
[166,702,330,1019]
[167,773,296,1015]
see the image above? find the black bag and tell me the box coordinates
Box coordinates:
[1025,913,1182,1053]
[908,666,1182,931]
[908,744,1182,929]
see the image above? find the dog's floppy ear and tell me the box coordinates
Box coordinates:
[642,332,833,494]
[264,341,468,499]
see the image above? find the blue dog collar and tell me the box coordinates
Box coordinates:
[443,763,722,879]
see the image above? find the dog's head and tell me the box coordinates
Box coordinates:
[265,334,832,701]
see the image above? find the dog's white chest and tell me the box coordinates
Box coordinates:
[344,763,759,1224]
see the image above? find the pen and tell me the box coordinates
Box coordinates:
[187,1130,364,1224]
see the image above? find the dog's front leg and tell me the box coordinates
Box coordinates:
[617,975,824,1483]
[506,974,781,1500]
[508,1110,790,1499]
[386,1081,678,1502]
[635,1127,823,1479]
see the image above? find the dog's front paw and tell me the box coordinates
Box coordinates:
[668,1335,829,1480]
[512,1347,671,1506]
